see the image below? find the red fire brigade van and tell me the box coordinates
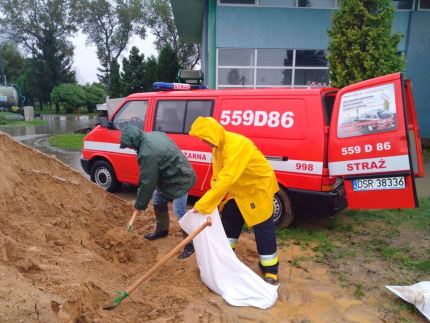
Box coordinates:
[81,73,424,227]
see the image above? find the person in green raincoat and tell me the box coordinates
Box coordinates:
[120,124,196,259]
[189,116,280,284]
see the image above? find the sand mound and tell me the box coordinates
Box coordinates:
[0,132,200,322]
[0,132,389,322]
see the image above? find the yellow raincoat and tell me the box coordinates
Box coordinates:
[189,117,279,227]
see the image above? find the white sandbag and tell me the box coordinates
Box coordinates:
[386,281,430,321]
[179,208,278,309]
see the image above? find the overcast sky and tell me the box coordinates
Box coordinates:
[72,31,158,85]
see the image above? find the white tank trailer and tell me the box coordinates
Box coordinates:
[0,86,19,111]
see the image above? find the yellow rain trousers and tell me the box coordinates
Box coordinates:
[189,117,279,227]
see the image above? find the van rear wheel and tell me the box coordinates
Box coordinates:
[273,189,294,228]
[90,160,121,192]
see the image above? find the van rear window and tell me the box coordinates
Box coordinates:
[154,100,213,134]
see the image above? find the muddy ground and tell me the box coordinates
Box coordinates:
[0,131,424,322]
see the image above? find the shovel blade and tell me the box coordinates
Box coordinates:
[103,303,120,311]
[103,290,128,311]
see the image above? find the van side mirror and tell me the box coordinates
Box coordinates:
[100,118,116,130]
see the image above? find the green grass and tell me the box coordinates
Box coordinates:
[35,105,97,116]
[354,284,365,299]
[423,148,430,163]
[0,112,47,127]
[48,133,86,150]
[277,197,430,319]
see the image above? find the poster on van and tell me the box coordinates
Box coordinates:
[337,83,398,138]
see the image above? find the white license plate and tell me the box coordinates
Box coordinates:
[352,176,406,191]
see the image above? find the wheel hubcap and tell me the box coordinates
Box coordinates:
[95,167,112,189]
[272,195,283,223]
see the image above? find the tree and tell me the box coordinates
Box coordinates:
[84,84,106,113]
[0,0,77,103]
[142,55,158,91]
[327,0,404,88]
[73,0,145,87]
[145,0,200,70]
[121,46,145,95]
[156,45,180,83]
[0,41,25,84]
[51,83,86,113]
[108,59,122,98]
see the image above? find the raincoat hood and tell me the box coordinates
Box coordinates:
[189,117,224,147]
[120,124,143,149]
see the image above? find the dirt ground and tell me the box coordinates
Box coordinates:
[0,131,416,322]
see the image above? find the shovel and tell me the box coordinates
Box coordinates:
[126,209,140,232]
[103,215,212,310]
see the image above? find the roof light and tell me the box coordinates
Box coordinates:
[152,82,206,91]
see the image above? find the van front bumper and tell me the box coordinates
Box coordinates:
[80,156,90,175]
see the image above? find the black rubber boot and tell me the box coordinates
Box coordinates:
[178,229,194,259]
[144,204,169,241]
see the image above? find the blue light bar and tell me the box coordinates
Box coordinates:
[152,82,206,91]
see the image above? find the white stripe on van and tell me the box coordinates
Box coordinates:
[269,159,323,175]
[84,141,323,175]
[84,141,136,155]
[328,155,410,176]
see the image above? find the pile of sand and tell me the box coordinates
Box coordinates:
[0,132,205,322]
[0,132,388,322]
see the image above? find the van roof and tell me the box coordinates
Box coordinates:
[126,87,338,99]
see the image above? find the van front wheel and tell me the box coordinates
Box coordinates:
[273,189,294,228]
[90,160,121,192]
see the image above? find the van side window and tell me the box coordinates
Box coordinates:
[155,101,186,133]
[184,101,213,133]
[113,101,148,129]
[154,100,213,134]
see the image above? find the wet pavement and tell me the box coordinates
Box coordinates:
[415,161,430,198]
[1,115,429,201]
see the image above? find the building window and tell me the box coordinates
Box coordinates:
[154,100,213,134]
[420,0,430,9]
[259,0,296,7]
[392,0,414,9]
[297,0,336,8]
[295,50,328,67]
[218,68,254,86]
[217,48,329,88]
[219,0,256,4]
[257,49,293,66]
[218,0,339,8]
[218,48,254,66]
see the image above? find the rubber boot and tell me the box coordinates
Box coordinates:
[144,204,169,241]
[263,273,279,285]
[258,260,279,285]
[178,229,194,259]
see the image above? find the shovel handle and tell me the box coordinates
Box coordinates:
[127,209,140,231]
[126,216,212,296]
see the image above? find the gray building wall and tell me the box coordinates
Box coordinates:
[405,12,430,139]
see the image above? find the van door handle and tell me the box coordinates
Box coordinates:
[267,156,288,162]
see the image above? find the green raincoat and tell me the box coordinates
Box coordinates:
[120,124,196,210]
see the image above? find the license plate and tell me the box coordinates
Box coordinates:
[352,176,406,191]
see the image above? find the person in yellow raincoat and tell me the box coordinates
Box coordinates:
[189,116,280,284]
